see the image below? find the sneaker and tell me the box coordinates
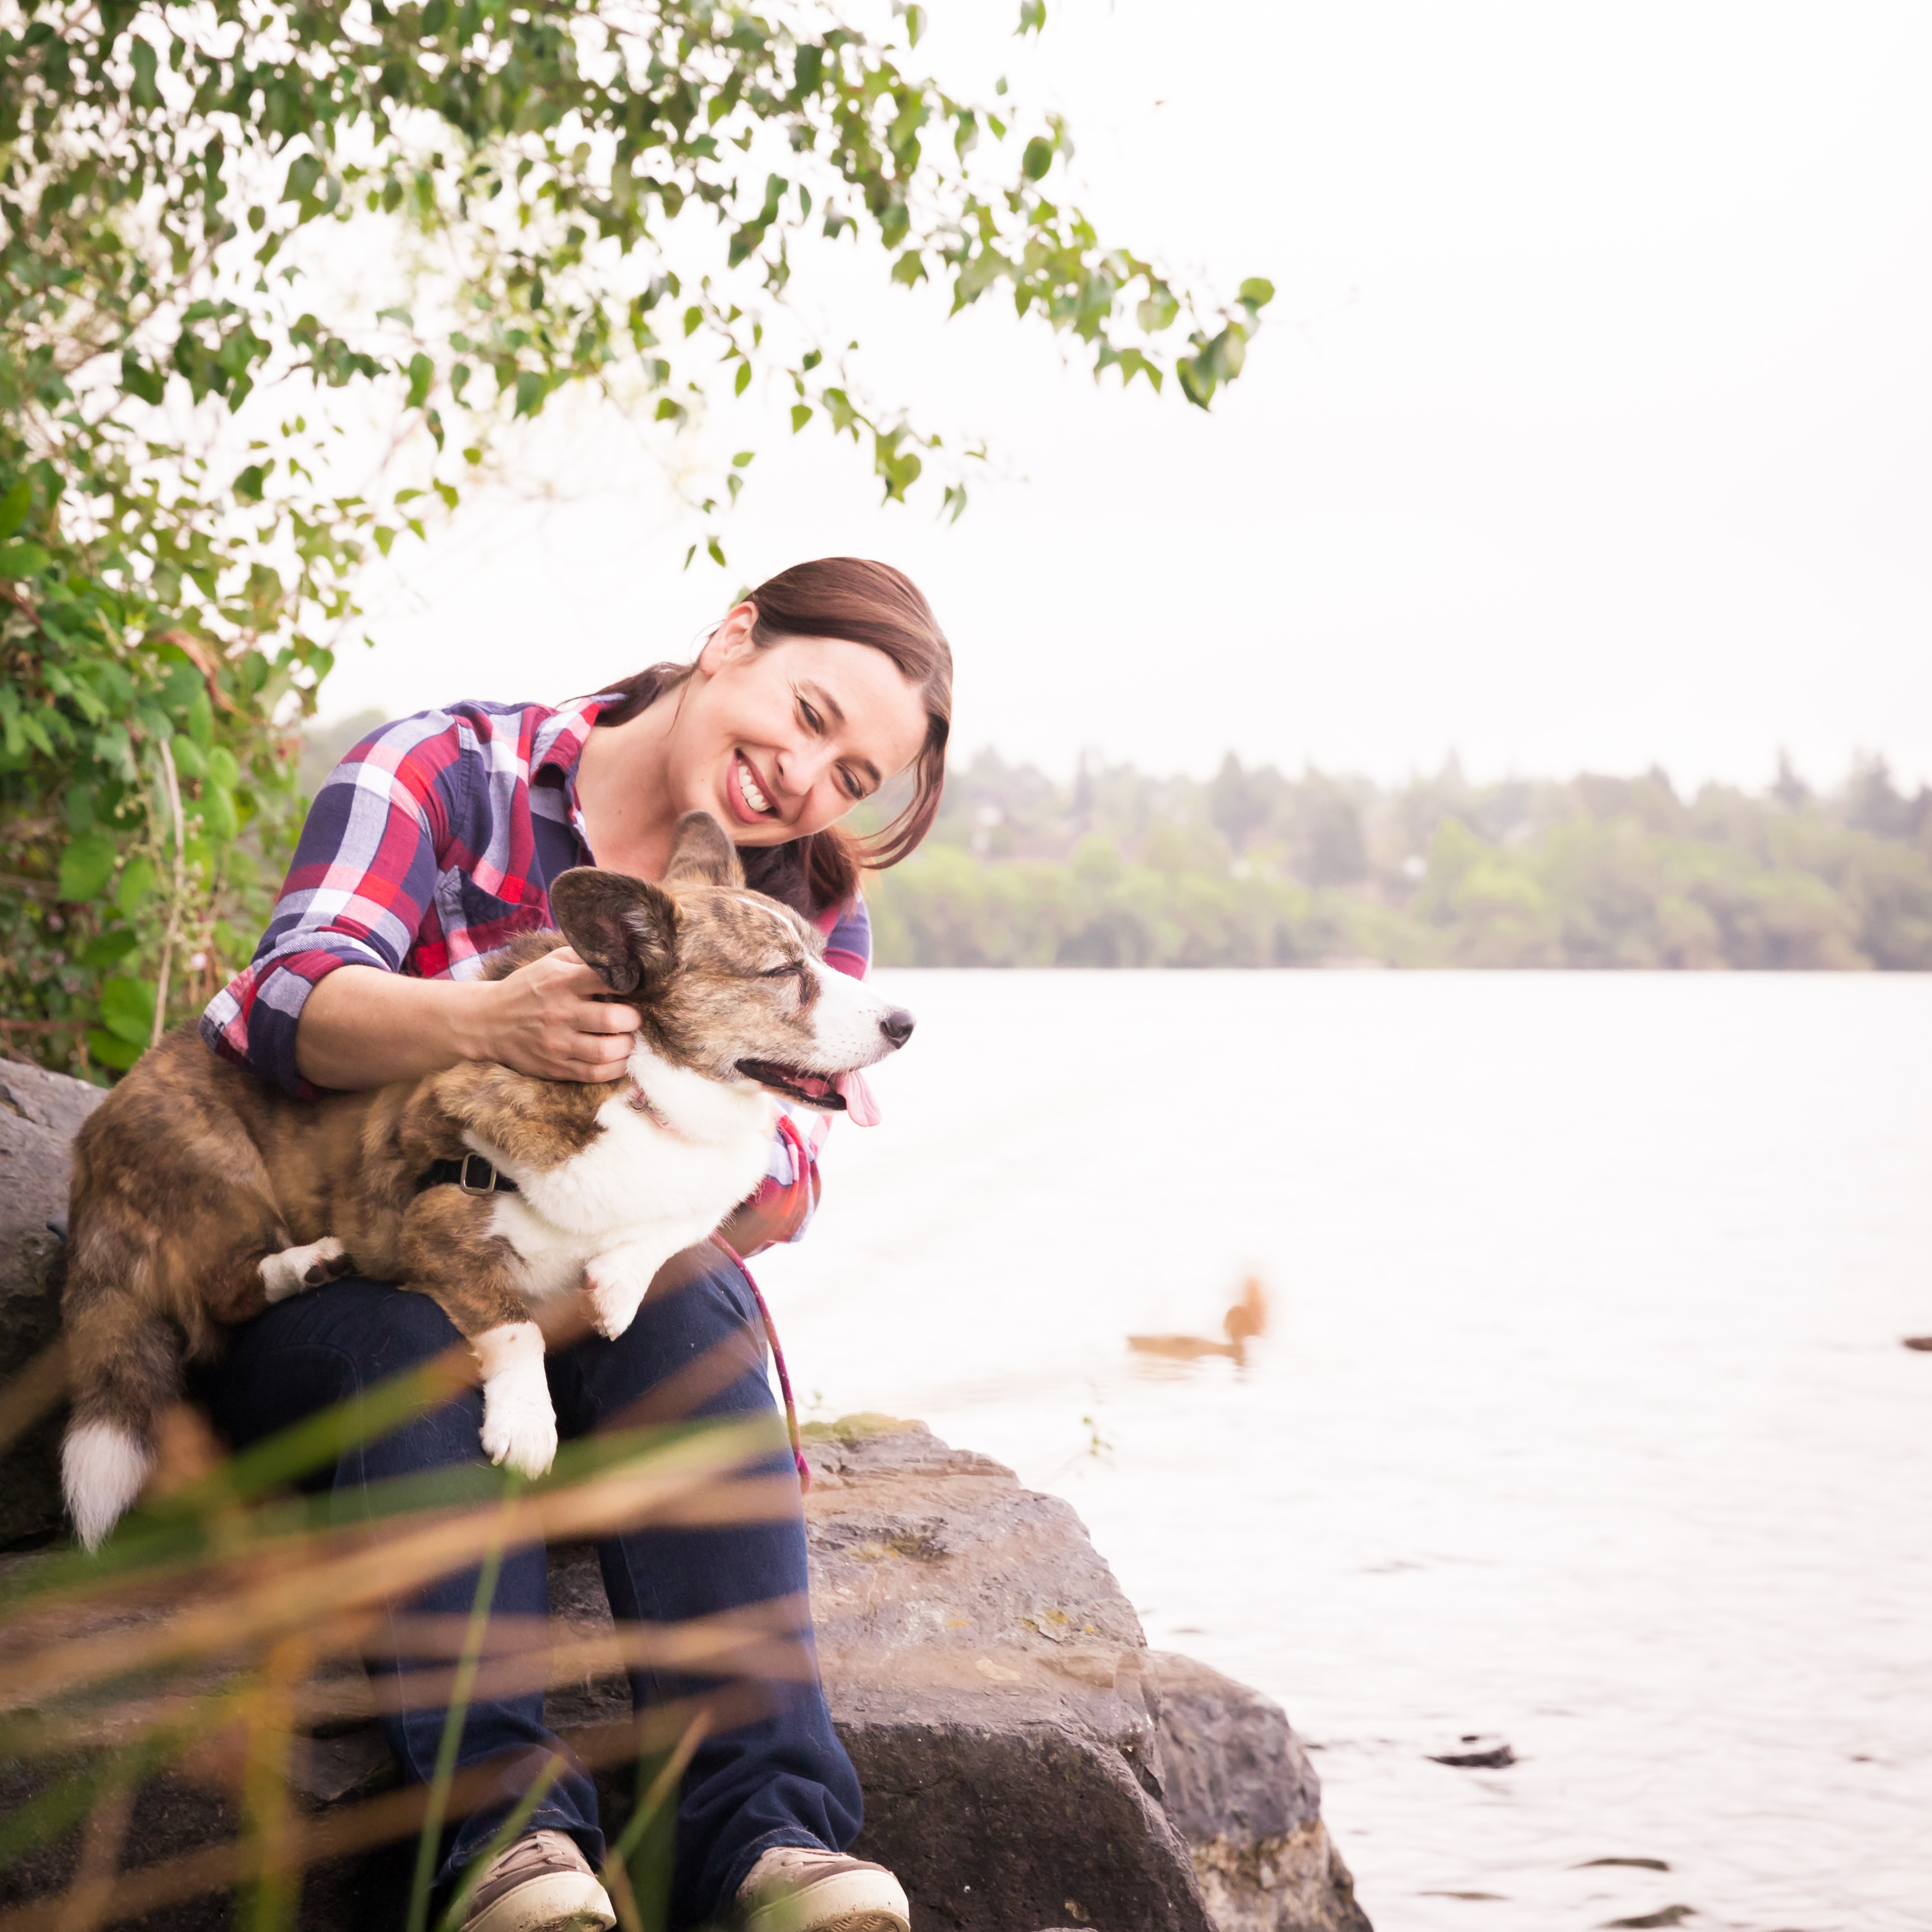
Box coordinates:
[457,1829,616,1932]
[734,1845,911,1932]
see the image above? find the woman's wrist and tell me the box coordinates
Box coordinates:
[447,976,502,1066]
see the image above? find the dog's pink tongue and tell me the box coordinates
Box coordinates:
[835,1069,881,1127]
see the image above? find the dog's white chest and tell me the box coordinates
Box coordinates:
[471,1088,773,1302]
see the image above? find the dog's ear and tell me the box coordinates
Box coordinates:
[548,869,679,999]
[662,810,745,890]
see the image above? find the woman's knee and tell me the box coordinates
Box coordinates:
[243,1277,465,1389]
[559,1243,769,1425]
[198,1278,471,1457]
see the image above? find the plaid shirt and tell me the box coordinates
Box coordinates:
[201,697,871,1243]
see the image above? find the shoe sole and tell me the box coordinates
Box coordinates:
[463,1870,617,1932]
[740,1870,911,1932]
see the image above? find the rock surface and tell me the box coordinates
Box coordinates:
[0,1068,1369,1932]
[0,1058,104,1548]
[800,1415,1201,1932]
[1150,1653,1369,1932]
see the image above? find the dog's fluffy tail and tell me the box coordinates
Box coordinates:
[61,1239,182,1552]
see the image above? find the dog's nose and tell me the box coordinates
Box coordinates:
[879,1008,915,1049]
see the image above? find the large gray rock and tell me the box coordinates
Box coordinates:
[0,1060,104,1548]
[1150,1654,1369,1932]
[800,1416,1201,1932]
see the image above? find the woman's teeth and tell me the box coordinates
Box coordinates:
[737,757,771,815]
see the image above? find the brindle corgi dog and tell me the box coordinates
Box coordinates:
[60,812,914,1550]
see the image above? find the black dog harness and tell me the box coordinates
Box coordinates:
[421,1152,519,1195]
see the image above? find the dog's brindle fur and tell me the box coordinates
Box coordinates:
[61,812,911,1548]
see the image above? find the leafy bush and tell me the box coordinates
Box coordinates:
[0,0,1269,1075]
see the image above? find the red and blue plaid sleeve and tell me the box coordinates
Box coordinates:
[199,710,468,1096]
[822,892,871,981]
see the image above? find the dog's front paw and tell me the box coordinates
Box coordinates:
[260,1236,351,1304]
[584,1267,646,1341]
[480,1389,558,1479]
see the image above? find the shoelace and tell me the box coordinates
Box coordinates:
[710,1234,811,1493]
[488,1831,582,1882]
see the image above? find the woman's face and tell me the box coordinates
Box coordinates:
[665,610,930,847]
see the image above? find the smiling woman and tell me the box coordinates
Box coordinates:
[187,556,952,1932]
[577,557,953,909]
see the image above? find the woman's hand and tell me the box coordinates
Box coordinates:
[468,947,642,1082]
[295,952,641,1090]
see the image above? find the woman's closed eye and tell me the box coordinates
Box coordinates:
[795,689,872,800]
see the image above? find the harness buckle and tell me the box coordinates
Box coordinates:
[458,1152,499,1195]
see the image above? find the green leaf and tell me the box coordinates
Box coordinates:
[234,463,268,504]
[198,783,240,843]
[87,1030,144,1072]
[116,858,157,919]
[79,930,140,971]
[790,404,813,433]
[58,831,118,903]
[734,362,752,396]
[99,978,158,1049]
[1022,136,1054,182]
[0,479,31,542]
[1018,0,1046,32]
[1238,278,1276,309]
[406,352,434,409]
[905,4,928,44]
[120,349,165,406]
[0,543,49,578]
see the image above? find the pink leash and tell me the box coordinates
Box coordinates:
[710,1234,811,1494]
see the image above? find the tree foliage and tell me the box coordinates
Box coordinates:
[862,751,1932,970]
[0,0,1271,1073]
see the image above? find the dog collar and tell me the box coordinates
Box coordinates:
[422,1152,519,1195]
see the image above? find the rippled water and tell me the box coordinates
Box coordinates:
[756,971,1932,1932]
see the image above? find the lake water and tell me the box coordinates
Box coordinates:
[754,972,1932,1932]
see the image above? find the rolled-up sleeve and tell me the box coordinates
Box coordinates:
[200,714,460,1094]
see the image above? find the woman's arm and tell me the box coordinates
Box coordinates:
[203,706,638,1094]
[294,948,638,1090]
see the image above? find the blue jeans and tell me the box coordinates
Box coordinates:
[194,1243,861,1925]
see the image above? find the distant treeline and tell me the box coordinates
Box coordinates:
[860,752,1932,970]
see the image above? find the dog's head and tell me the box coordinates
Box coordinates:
[548,811,914,1117]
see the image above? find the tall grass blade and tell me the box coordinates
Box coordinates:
[603,1708,711,1932]
[430,1754,569,1932]
[405,1477,521,1932]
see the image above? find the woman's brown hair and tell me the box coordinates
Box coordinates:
[592,557,952,912]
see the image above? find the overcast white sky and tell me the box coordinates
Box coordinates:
[325,0,1932,793]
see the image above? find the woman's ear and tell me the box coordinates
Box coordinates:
[695,601,759,676]
[548,869,679,997]
[662,810,746,890]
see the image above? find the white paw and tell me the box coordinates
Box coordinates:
[260,1236,348,1303]
[480,1389,558,1479]
[585,1269,645,1341]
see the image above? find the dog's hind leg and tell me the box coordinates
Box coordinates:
[396,1189,557,1479]
[190,1212,346,1325]
[257,1237,355,1304]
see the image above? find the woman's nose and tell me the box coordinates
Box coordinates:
[774,742,835,798]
